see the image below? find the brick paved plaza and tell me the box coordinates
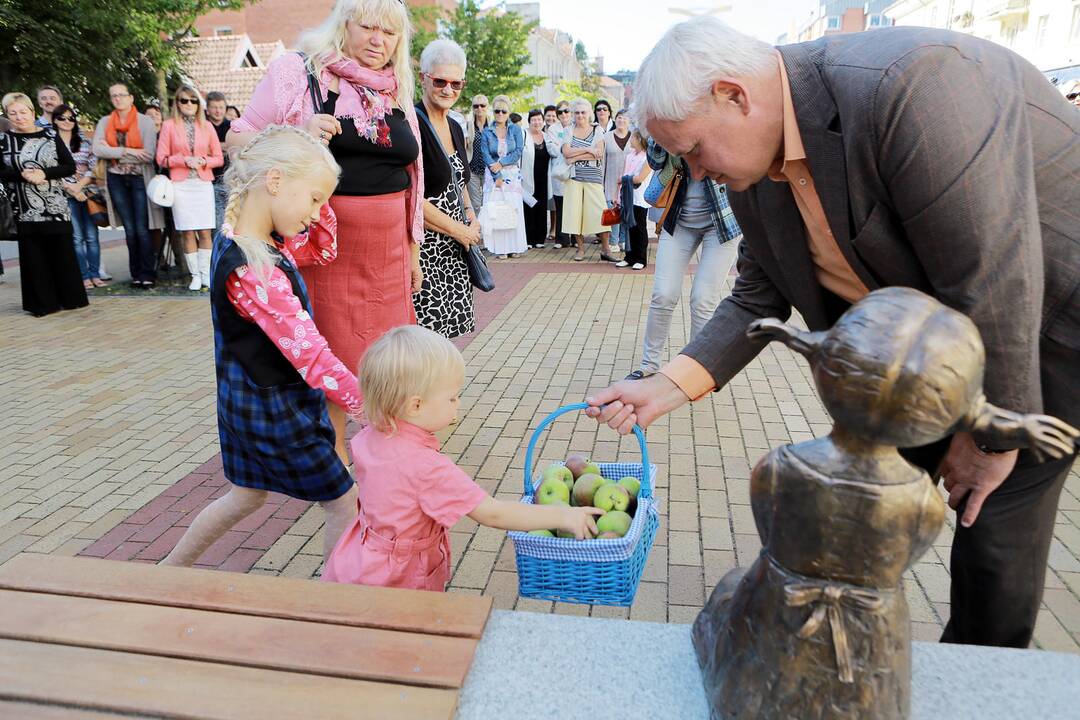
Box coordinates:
[2,241,1078,651]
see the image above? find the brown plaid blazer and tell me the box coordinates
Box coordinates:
[685,28,1080,427]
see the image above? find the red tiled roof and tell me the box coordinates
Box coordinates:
[179,35,283,111]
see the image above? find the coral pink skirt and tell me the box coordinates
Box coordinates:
[301,191,416,375]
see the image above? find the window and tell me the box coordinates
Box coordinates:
[1036,15,1049,46]
[214,26,233,36]
[826,15,841,30]
[867,14,890,28]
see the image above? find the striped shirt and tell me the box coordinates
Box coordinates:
[569,128,602,184]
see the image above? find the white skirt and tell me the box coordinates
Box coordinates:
[171,178,215,231]
[482,168,528,256]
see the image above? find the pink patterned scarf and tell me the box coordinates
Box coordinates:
[322,57,396,146]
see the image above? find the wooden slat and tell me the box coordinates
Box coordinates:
[0,589,475,689]
[0,639,458,720]
[0,554,491,638]
[0,700,150,719]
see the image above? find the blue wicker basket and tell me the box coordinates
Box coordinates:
[508,403,659,606]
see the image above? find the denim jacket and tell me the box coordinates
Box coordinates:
[480,123,524,181]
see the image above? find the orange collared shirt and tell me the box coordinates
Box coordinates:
[660,52,869,401]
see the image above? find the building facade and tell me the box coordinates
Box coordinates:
[785,0,895,43]
[505,3,583,107]
[884,0,1080,72]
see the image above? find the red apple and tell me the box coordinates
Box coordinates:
[565,454,590,479]
[593,483,631,513]
[572,473,606,507]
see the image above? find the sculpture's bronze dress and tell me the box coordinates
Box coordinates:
[692,288,1078,719]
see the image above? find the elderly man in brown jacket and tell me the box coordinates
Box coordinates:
[589,19,1079,649]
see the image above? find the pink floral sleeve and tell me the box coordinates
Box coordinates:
[281,204,339,267]
[226,262,363,416]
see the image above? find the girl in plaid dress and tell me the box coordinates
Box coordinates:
[322,325,602,591]
[164,126,364,567]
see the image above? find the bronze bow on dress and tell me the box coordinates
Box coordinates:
[784,583,885,683]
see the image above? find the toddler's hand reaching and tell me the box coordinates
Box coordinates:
[559,506,604,540]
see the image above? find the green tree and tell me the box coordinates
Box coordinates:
[408,3,444,90]
[554,79,601,106]
[0,0,248,119]
[442,0,542,105]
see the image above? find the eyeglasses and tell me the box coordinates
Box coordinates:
[425,75,465,91]
[54,115,76,122]
[557,109,570,114]
[493,109,508,115]
[177,98,199,106]
[473,103,487,109]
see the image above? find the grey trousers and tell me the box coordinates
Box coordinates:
[639,223,739,374]
[467,173,485,216]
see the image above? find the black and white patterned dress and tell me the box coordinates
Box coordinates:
[415,151,475,338]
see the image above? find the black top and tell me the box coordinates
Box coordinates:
[212,239,305,388]
[0,129,76,234]
[532,137,550,198]
[210,118,230,180]
[415,103,469,200]
[324,91,418,196]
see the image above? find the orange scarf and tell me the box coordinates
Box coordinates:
[105,109,142,149]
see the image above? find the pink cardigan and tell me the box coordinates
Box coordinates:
[155,118,224,183]
[232,52,425,244]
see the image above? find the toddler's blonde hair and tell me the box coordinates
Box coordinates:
[360,325,465,433]
[223,124,340,283]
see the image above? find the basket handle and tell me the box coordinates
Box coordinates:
[523,402,652,501]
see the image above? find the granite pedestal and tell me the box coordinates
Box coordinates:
[457,610,1080,719]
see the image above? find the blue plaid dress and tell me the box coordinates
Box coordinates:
[210,234,353,502]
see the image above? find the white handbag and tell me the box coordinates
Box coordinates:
[484,188,517,231]
[147,174,174,208]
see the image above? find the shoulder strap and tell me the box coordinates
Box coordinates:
[296,52,324,114]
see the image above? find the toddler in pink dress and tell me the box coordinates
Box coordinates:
[323,325,602,592]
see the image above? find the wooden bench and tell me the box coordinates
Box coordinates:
[0,554,492,719]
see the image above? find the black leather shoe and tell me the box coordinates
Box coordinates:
[625,370,646,381]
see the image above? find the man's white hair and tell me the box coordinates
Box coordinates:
[633,17,775,127]
[420,38,467,74]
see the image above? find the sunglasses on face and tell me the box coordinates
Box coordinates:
[473,103,487,109]
[1069,93,1079,100]
[557,109,570,114]
[55,115,76,122]
[494,109,508,115]
[177,98,199,106]
[426,75,465,91]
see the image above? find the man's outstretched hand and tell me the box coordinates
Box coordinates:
[585,373,691,434]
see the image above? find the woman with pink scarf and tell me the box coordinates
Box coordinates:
[227,0,424,465]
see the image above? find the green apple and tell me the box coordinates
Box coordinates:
[581,461,602,477]
[596,531,622,539]
[556,528,578,539]
[593,483,631,513]
[618,476,641,513]
[617,476,640,500]
[528,529,555,537]
[543,464,575,495]
[572,473,607,507]
[534,476,570,505]
[596,510,632,537]
[565,454,590,479]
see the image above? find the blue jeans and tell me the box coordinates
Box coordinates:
[106,172,156,281]
[68,198,100,280]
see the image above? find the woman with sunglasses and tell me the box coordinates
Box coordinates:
[156,85,223,291]
[561,98,617,263]
[479,95,527,258]
[53,104,106,289]
[414,39,478,339]
[465,94,491,221]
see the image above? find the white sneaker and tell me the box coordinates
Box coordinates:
[552,243,562,249]
[632,263,645,270]
[188,274,202,291]
[615,260,629,268]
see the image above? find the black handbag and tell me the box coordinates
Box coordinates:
[0,183,17,241]
[415,105,494,293]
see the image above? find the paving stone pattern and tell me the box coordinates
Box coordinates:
[1,241,1078,652]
